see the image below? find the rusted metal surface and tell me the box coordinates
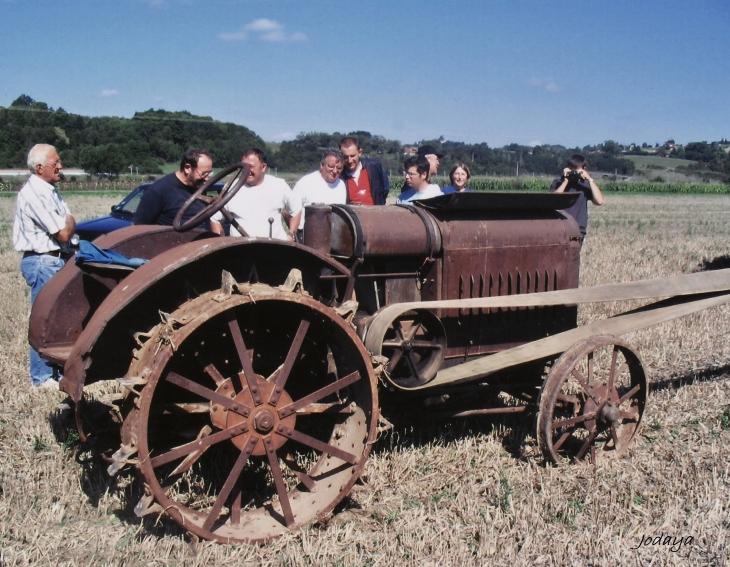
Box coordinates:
[537,335,648,464]
[365,269,730,390]
[328,204,442,258]
[30,225,217,365]
[121,281,378,543]
[60,238,352,401]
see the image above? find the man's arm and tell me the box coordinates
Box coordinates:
[582,175,605,206]
[133,188,163,225]
[210,220,224,235]
[550,168,571,194]
[55,214,76,243]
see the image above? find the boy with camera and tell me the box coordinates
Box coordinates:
[550,154,605,242]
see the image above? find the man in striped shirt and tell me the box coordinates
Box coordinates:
[12,144,76,388]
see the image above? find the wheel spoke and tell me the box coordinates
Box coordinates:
[551,411,596,431]
[276,424,359,465]
[570,368,600,405]
[617,384,641,406]
[277,371,361,418]
[283,455,318,492]
[268,320,310,406]
[609,424,620,449]
[166,371,251,418]
[402,351,424,383]
[552,427,577,451]
[587,352,594,384]
[295,402,356,415]
[202,435,259,532]
[608,347,619,391]
[226,311,263,405]
[264,436,295,527]
[386,348,405,372]
[169,425,212,475]
[574,428,598,461]
[619,408,640,421]
[556,393,580,405]
[409,340,443,349]
[150,422,249,469]
[196,194,214,204]
[204,364,226,386]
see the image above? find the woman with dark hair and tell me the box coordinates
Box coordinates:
[442,163,472,194]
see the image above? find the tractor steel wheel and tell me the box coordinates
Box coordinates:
[125,284,378,543]
[537,335,648,465]
[377,310,446,388]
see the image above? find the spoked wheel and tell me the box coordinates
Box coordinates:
[378,310,446,388]
[537,335,648,465]
[123,283,378,543]
[173,162,250,232]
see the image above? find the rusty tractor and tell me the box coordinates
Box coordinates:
[29,163,730,543]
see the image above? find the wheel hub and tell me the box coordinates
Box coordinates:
[210,376,296,456]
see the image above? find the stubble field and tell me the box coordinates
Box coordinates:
[0,193,728,566]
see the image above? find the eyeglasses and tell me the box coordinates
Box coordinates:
[196,169,213,178]
[404,170,421,177]
[43,160,62,168]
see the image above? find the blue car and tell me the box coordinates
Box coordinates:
[75,183,226,241]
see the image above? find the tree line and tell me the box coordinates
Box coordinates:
[2,95,727,178]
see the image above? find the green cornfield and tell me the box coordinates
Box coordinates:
[390,177,730,195]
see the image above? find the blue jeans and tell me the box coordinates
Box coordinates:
[20,254,65,385]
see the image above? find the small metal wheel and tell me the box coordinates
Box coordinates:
[537,335,648,465]
[123,284,378,543]
[378,310,446,388]
[173,162,250,232]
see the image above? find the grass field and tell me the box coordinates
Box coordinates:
[0,195,729,566]
[625,155,697,169]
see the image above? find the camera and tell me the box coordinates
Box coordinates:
[566,170,583,183]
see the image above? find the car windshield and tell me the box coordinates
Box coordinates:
[117,189,145,214]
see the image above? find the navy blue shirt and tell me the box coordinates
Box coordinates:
[133,172,206,227]
[549,177,591,236]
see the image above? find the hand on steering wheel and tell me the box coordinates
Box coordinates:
[173,162,251,232]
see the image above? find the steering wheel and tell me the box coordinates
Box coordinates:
[173,162,251,232]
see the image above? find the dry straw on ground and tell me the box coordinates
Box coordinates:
[0,193,728,566]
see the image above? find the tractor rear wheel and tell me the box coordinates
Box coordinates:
[122,283,378,543]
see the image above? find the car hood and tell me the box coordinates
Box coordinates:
[76,214,132,238]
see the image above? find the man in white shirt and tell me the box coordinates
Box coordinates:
[396,155,444,203]
[210,148,301,241]
[292,148,347,236]
[13,143,76,388]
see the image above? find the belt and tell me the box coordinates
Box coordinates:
[23,250,62,258]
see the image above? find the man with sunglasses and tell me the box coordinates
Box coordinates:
[134,148,214,226]
[13,144,76,388]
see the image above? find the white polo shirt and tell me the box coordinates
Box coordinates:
[292,170,347,230]
[211,174,302,240]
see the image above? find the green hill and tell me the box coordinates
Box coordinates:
[0,95,265,174]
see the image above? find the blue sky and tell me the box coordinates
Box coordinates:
[1,0,728,148]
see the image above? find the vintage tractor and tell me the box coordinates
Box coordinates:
[29,164,730,543]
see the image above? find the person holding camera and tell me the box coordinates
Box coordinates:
[549,154,604,242]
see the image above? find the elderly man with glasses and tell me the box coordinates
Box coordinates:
[291,148,347,240]
[134,148,214,226]
[13,143,76,388]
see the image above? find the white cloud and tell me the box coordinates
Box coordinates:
[245,18,281,32]
[219,18,306,42]
[527,78,562,93]
[101,89,119,97]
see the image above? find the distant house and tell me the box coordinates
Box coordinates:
[402,146,418,156]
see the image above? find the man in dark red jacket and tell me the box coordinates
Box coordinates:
[339,137,390,205]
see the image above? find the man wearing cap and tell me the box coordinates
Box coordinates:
[13,143,76,388]
[339,136,390,205]
[417,144,444,179]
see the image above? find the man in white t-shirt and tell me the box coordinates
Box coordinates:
[292,148,347,235]
[211,148,301,241]
[396,155,443,203]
